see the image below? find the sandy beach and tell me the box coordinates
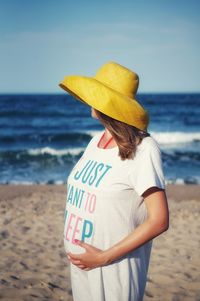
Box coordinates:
[0,184,200,301]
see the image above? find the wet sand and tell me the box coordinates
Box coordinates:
[0,184,200,301]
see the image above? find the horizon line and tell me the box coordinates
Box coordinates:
[0,91,200,95]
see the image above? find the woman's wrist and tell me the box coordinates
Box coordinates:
[99,250,113,266]
[99,247,122,266]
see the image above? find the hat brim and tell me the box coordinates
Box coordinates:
[59,76,149,131]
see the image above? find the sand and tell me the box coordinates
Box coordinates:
[0,184,200,301]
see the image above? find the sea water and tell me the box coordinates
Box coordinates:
[0,93,199,185]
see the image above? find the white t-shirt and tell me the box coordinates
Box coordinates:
[63,131,166,301]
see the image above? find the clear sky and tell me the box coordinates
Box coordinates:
[0,0,199,93]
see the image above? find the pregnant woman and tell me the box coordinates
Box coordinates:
[59,61,169,301]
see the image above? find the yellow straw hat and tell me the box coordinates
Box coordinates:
[58,61,149,131]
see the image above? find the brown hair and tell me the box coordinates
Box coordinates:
[94,109,150,160]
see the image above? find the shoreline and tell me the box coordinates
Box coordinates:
[0,183,199,202]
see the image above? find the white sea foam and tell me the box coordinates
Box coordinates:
[150,131,200,145]
[27,131,199,157]
[164,178,186,185]
[28,146,85,156]
[54,180,65,185]
[86,129,200,145]
[8,180,36,185]
[6,178,199,185]
[7,180,66,185]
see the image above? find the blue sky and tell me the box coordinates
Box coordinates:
[0,0,199,93]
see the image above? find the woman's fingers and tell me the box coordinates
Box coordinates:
[70,259,90,270]
[69,258,82,265]
[67,252,81,260]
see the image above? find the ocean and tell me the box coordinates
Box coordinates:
[0,93,199,185]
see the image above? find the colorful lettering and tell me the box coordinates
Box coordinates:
[81,219,93,241]
[64,211,93,243]
[73,159,112,187]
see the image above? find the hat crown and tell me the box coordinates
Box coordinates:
[94,62,139,98]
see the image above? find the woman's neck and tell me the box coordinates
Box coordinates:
[104,128,113,140]
[100,128,117,149]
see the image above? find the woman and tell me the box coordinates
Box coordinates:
[59,61,169,301]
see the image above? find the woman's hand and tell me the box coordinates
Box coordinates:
[66,239,107,271]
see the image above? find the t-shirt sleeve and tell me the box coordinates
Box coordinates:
[128,139,166,197]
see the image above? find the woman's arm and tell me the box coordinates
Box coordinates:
[67,187,169,270]
[101,187,169,265]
